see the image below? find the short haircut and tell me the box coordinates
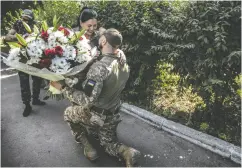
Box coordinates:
[101,28,123,48]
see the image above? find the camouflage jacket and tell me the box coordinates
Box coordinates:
[62,54,130,113]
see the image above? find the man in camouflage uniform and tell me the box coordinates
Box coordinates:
[52,28,140,167]
[4,9,46,117]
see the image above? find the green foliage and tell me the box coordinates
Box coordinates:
[2,9,22,34]
[160,1,241,107]
[152,61,205,124]
[33,1,81,28]
[200,122,209,132]
[218,133,228,141]
[153,62,180,90]
[166,1,241,145]
[234,75,242,97]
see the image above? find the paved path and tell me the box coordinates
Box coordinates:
[1,67,239,167]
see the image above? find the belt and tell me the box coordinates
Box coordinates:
[90,106,119,116]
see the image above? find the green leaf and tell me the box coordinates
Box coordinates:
[6,42,22,48]
[221,45,227,52]
[16,33,27,46]
[23,21,32,33]
[206,48,214,54]
[53,15,57,26]
[67,25,73,30]
[209,79,223,85]
[53,15,60,31]
[226,51,241,62]
[204,37,208,44]
[216,42,221,48]
[42,21,48,31]
[70,29,86,44]
[33,25,39,34]
[197,35,204,40]
[76,29,86,39]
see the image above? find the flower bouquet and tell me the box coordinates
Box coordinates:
[2,16,97,100]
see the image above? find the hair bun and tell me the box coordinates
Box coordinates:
[79,7,97,23]
[80,6,90,13]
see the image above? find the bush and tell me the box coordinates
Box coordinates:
[200,122,209,132]
[156,1,241,122]
[85,1,241,145]
[33,1,81,28]
[152,61,205,125]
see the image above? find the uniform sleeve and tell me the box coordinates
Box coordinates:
[63,61,109,106]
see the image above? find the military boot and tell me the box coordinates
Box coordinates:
[32,99,46,105]
[23,103,32,117]
[118,145,141,167]
[77,135,99,161]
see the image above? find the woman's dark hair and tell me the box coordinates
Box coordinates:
[77,7,97,28]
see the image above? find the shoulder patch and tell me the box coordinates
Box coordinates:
[87,79,96,86]
[84,79,96,97]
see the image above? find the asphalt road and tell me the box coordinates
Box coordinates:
[1,68,239,167]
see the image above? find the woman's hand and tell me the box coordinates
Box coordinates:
[50,81,63,90]
[95,50,101,57]
[117,49,126,65]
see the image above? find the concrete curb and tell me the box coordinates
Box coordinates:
[120,103,241,165]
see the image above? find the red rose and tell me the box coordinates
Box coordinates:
[44,49,50,56]
[41,31,49,41]
[55,46,63,56]
[58,26,70,36]
[58,26,64,31]
[44,49,55,57]
[39,58,51,68]
[63,29,70,36]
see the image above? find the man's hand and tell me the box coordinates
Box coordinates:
[50,81,63,90]
[65,78,79,88]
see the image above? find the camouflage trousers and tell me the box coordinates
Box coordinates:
[18,71,42,104]
[64,105,123,158]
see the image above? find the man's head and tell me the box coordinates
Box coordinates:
[22,9,34,23]
[98,28,123,52]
